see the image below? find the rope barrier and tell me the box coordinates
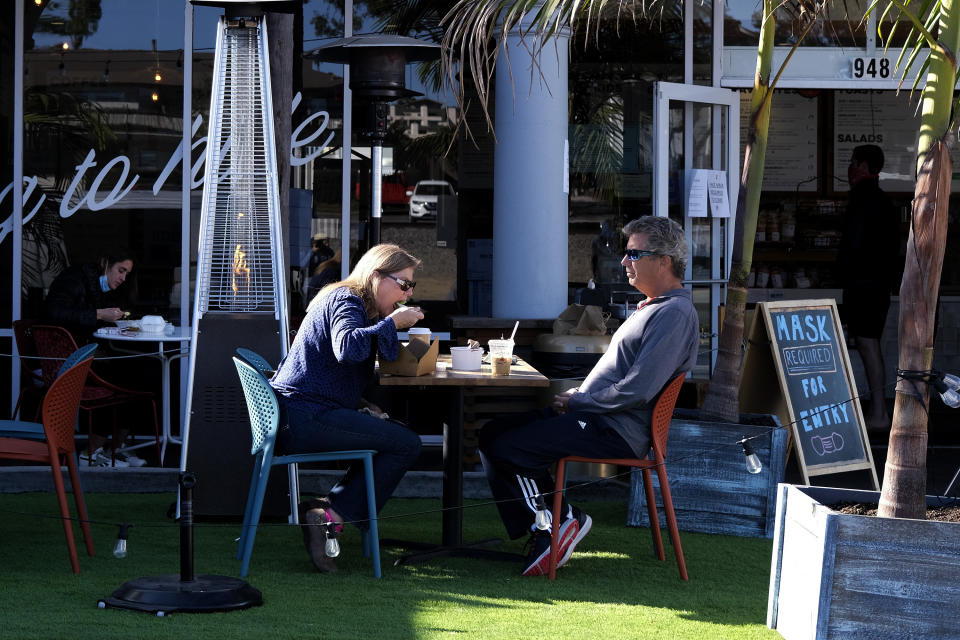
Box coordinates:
[0,370,955,535]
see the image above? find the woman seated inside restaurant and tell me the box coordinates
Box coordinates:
[270,243,426,572]
[44,248,135,343]
[43,248,147,468]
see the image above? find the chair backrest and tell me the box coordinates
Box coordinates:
[31,325,81,386]
[58,343,98,377]
[236,348,275,377]
[13,319,40,373]
[41,357,95,454]
[649,373,686,461]
[232,357,280,457]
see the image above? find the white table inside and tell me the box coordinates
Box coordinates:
[93,326,192,464]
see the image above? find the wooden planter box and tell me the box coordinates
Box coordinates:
[767,484,960,640]
[627,410,787,538]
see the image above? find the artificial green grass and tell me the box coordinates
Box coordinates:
[0,493,781,639]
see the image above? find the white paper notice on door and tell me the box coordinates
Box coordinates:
[686,169,709,217]
[707,170,730,218]
[686,169,730,218]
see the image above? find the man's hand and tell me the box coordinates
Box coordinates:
[553,387,578,414]
[388,306,424,330]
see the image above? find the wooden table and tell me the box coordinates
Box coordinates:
[379,354,549,564]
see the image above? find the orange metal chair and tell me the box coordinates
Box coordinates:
[0,356,96,573]
[31,324,160,465]
[548,373,688,580]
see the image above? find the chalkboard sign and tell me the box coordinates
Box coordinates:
[739,300,879,488]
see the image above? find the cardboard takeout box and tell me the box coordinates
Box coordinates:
[379,337,439,376]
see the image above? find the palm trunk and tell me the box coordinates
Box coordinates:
[699,0,775,422]
[879,0,960,518]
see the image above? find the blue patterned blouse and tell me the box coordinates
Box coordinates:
[270,287,399,414]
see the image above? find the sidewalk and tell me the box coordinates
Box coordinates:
[0,467,632,501]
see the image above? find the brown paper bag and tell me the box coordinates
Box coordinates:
[553,304,609,335]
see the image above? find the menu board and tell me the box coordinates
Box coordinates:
[739,300,879,488]
[739,90,819,192]
[833,90,919,193]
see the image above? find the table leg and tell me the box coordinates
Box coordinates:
[393,387,521,566]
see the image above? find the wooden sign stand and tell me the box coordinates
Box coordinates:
[739,299,879,489]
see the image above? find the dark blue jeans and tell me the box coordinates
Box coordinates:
[479,407,635,539]
[277,402,421,528]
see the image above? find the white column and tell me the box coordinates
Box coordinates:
[492,21,570,319]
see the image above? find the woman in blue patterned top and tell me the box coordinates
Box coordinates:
[271,243,425,572]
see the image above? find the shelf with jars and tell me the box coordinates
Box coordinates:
[748,199,846,294]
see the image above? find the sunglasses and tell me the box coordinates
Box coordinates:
[381,272,417,292]
[624,249,660,261]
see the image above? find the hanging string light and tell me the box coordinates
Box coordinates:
[113,523,132,558]
[740,439,762,474]
[103,59,110,82]
[534,494,551,531]
[324,522,340,558]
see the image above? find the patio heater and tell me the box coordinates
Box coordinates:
[308,35,440,247]
[180,0,295,517]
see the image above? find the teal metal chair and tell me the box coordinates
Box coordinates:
[235,347,275,377]
[232,357,382,578]
[0,343,98,440]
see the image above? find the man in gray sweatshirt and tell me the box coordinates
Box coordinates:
[479,216,699,576]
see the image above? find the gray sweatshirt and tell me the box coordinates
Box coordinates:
[567,287,699,457]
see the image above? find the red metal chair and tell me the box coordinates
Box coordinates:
[548,373,688,580]
[31,324,160,466]
[0,356,96,573]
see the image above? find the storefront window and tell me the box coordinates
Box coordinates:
[294,0,458,310]
[20,0,186,319]
[724,0,871,47]
[568,8,684,287]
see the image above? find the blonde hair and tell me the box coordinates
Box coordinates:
[310,244,421,318]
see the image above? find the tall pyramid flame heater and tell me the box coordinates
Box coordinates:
[180,0,294,518]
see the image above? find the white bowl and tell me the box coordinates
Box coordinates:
[450,346,482,371]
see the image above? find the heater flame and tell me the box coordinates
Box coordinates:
[232,242,250,298]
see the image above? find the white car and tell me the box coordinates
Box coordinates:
[407,180,456,222]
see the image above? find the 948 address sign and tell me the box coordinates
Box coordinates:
[852,57,890,79]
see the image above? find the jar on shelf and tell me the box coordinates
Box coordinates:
[747,268,756,288]
[770,266,785,289]
[769,212,781,242]
[755,213,766,243]
[756,265,770,288]
[792,267,811,288]
[781,210,796,242]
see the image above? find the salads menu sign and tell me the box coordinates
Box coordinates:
[739,299,879,488]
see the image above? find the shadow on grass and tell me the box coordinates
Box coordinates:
[0,493,775,639]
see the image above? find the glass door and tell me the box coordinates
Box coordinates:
[652,81,739,377]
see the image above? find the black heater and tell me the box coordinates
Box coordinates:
[308,34,440,247]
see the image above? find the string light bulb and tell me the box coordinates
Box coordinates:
[35,0,43,7]
[931,373,960,408]
[61,41,69,51]
[324,522,340,558]
[740,439,762,474]
[151,91,159,102]
[534,494,551,531]
[113,523,131,558]
[154,70,162,82]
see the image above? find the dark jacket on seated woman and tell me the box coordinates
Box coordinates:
[44,263,130,343]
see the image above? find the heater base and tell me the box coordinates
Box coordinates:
[99,574,262,615]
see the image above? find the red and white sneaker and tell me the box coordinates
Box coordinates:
[521,516,579,577]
